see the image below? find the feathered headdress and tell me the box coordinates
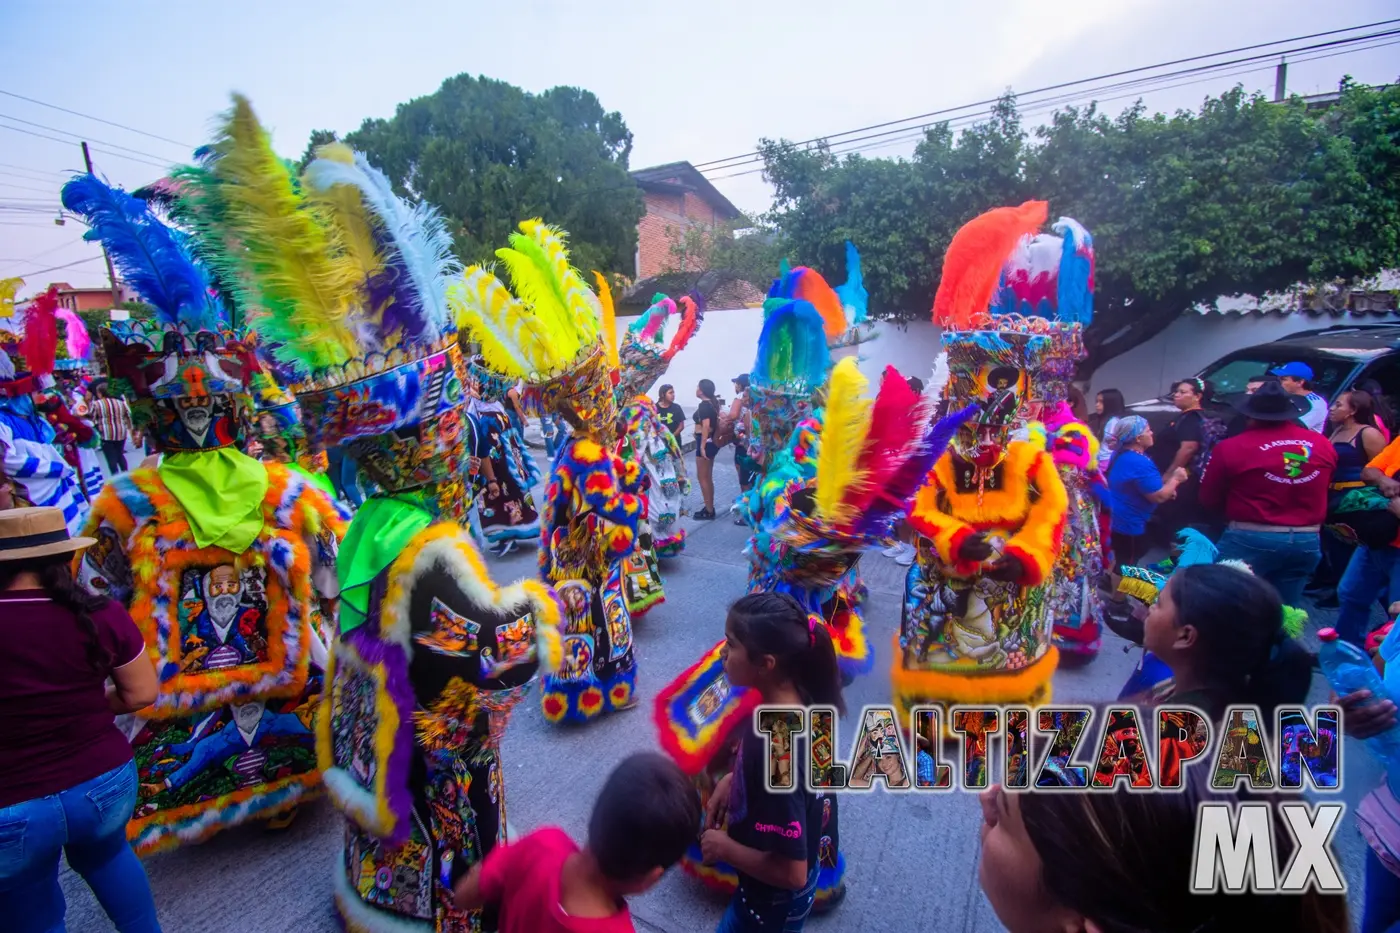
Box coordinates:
[932,201,1048,330]
[747,298,831,468]
[615,292,705,399]
[19,286,60,377]
[990,216,1095,325]
[60,174,221,333]
[55,308,90,362]
[769,241,869,345]
[450,220,618,438]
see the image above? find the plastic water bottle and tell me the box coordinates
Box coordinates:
[1317,627,1400,793]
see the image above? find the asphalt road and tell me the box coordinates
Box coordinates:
[59,448,1375,932]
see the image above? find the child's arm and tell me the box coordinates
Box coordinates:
[700,831,806,890]
[452,863,485,911]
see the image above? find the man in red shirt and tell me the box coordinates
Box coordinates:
[1199,381,1336,607]
[453,752,700,932]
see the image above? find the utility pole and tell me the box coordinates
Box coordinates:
[1274,59,1288,103]
[81,142,123,314]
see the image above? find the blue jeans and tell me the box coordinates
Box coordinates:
[1366,847,1400,933]
[1338,546,1400,648]
[716,865,819,932]
[0,760,161,933]
[1214,528,1321,609]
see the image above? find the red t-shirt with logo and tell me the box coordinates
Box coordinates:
[1198,422,1337,526]
[477,827,635,933]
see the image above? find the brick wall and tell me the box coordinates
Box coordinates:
[634,187,725,279]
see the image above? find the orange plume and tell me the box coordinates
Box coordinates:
[791,268,846,339]
[931,201,1048,329]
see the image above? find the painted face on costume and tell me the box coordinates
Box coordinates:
[232,700,266,734]
[177,395,214,441]
[205,565,242,627]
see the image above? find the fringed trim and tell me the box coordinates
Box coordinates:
[380,523,562,672]
[815,853,848,904]
[655,531,686,558]
[627,589,666,617]
[129,771,320,856]
[332,855,437,933]
[891,634,1059,707]
[681,847,739,895]
[541,663,637,725]
[1117,576,1161,603]
[653,641,758,775]
[828,608,873,680]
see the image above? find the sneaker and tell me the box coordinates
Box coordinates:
[895,546,915,567]
[881,542,905,558]
[499,540,517,557]
[694,508,715,520]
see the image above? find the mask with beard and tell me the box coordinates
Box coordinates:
[232,701,265,734]
[208,592,241,630]
[179,399,214,442]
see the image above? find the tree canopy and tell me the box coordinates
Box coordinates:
[759,80,1400,375]
[334,74,645,277]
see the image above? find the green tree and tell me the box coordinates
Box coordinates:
[663,214,788,287]
[339,75,644,277]
[760,84,1400,377]
[299,129,340,171]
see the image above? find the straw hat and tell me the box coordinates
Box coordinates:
[0,507,95,561]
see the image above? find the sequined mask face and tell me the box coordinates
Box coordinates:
[953,365,1025,465]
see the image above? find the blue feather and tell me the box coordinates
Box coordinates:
[59,173,218,331]
[1053,217,1094,325]
[833,241,868,324]
[751,299,831,391]
[303,152,461,347]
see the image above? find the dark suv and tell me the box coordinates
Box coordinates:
[1124,323,1400,431]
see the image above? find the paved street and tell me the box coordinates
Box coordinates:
[60,447,1374,932]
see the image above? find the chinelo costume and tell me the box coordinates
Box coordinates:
[0,341,89,534]
[19,287,102,499]
[989,217,1107,659]
[463,354,541,551]
[658,328,968,913]
[59,168,346,855]
[609,289,704,615]
[452,222,642,728]
[894,201,1071,728]
[173,98,561,933]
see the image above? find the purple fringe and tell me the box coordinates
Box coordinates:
[341,621,417,849]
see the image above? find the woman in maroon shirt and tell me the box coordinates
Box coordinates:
[0,507,162,933]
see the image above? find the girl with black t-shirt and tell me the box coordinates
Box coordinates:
[656,384,686,439]
[693,379,721,520]
[701,593,846,932]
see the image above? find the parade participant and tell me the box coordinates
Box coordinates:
[613,290,703,560]
[989,217,1106,659]
[452,220,642,726]
[176,103,559,931]
[19,288,102,499]
[894,201,1071,725]
[699,593,846,933]
[464,355,542,556]
[59,167,346,854]
[247,363,337,500]
[0,348,88,534]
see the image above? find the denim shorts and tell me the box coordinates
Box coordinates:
[715,866,819,932]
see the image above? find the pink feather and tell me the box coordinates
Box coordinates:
[664,295,703,361]
[842,366,933,518]
[638,298,676,342]
[56,308,91,361]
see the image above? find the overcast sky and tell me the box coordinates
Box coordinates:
[0,0,1395,296]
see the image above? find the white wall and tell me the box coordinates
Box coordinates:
[618,308,943,418]
[1088,312,1400,405]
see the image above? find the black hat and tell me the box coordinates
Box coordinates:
[1233,381,1310,422]
[732,374,751,389]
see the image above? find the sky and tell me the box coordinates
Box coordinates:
[0,0,1396,298]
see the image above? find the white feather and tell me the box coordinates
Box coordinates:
[926,350,950,400]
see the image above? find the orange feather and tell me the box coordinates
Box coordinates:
[931,200,1048,329]
[791,268,846,339]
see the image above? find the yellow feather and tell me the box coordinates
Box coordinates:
[814,357,873,525]
[209,95,362,371]
[518,220,598,346]
[593,271,619,370]
[303,143,384,296]
[496,244,580,366]
[0,276,22,318]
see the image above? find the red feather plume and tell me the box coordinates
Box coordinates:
[931,201,1048,329]
[841,366,932,517]
[20,285,60,377]
[665,294,703,361]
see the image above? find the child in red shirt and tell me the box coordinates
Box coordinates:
[453,752,701,932]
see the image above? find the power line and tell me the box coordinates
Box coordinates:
[0,88,193,149]
[702,29,1400,180]
[0,238,87,270]
[0,112,176,164]
[6,255,104,278]
[692,18,1400,173]
[0,163,66,181]
[0,180,57,196]
[0,123,169,171]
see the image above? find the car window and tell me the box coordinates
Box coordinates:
[1354,357,1400,433]
[1199,351,1353,399]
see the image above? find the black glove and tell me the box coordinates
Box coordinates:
[984,556,1025,584]
[958,533,994,563]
